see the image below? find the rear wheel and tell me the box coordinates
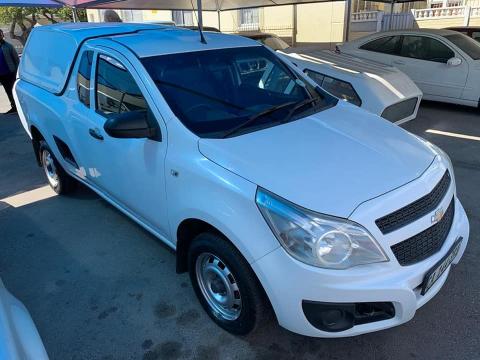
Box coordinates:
[188,232,272,335]
[39,140,76,194]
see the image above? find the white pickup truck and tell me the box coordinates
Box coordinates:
[14,23,469,337]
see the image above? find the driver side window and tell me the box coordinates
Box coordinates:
[95,54,148,115]
[400,36,454,63]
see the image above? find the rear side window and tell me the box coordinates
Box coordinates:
[400,36,454,63]
[360,36,401,55]
[95,54,148,115]
[77,51,93,107]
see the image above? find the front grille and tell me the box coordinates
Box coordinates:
[381,97,418,122]
[391,198,455,266]
[376,171,451,234]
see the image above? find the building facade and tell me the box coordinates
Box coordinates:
[87,3,346,49]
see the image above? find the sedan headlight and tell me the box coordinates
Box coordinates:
[256,188,388,269]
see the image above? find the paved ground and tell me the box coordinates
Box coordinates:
[1,88,479,359]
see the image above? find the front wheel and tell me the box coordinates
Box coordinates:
[188,232,272,335]
[39,140,76,194]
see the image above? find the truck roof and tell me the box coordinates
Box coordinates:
[31,22,162,43]
[19,23,259,95]
[111,28,257,58]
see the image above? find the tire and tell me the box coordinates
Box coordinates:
[188,232,272,335]
[39,140,76,195]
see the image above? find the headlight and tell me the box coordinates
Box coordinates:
[256,188,388,269]
[304,70,362,106]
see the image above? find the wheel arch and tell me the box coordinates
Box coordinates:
[175,218,226,274]
[30,125,45,166]
[175,217,276,320]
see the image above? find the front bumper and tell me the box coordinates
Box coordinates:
[252,196,469,337]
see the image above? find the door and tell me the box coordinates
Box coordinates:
[391,35,468,99]
[72,50,170,239]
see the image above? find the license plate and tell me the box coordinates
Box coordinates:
[421,237,462,295]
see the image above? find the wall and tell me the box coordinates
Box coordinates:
[141,10,173,22]
[414,17,465,28]
[413,14,480,28]
[87,4,346,49]
[296,2,345,48]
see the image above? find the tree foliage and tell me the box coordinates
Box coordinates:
[0,6,87,45]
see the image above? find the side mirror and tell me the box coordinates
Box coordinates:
[447,57,462,66]
[104,110,157,139]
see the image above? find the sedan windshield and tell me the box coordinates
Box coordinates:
[444,33,480,60]
[142,46,335,138]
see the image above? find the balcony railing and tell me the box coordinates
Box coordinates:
[351,11,380,22]
[413,6,466,19]
[413,5,480,20]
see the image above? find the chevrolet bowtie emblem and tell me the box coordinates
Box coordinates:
[431,207,445,224]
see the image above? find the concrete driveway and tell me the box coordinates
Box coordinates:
[0,90,479,359]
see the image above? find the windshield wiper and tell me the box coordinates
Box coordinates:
[280,97,321,125]
[222,101,297,138]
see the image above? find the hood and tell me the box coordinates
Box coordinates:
[199,103,436,218]
[281,50,421,99]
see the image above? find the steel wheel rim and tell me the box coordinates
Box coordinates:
[41,149,59,188]
[195,252,242,321]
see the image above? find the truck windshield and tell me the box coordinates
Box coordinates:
[142,46,335,138]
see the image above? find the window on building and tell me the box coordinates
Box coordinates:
[77,50,94,108]
[239,8,259,30]
[360,36,402,55]
[96,54,148,115]
[172,10,194,26]
[400,36,454,63]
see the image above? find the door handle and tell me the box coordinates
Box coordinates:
[392,60,405,65]
[89,128,104,140]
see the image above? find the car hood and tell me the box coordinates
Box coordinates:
[198,102,436,218]
[280,50,421,100]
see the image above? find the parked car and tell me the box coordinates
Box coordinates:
[15,23,469,338]
[147,20,176,26]
[338,29,480,107]
[240,31,291,51]
[279,50,422,124]
[243,32,422,124]
[447,26,480,43]
[181,25,220,32]
[0,278,48,359]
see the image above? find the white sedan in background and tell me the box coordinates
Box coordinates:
[0,278,48,359]
[242,32,423,124]
[338,29,480,108]
[279,50,423,124]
